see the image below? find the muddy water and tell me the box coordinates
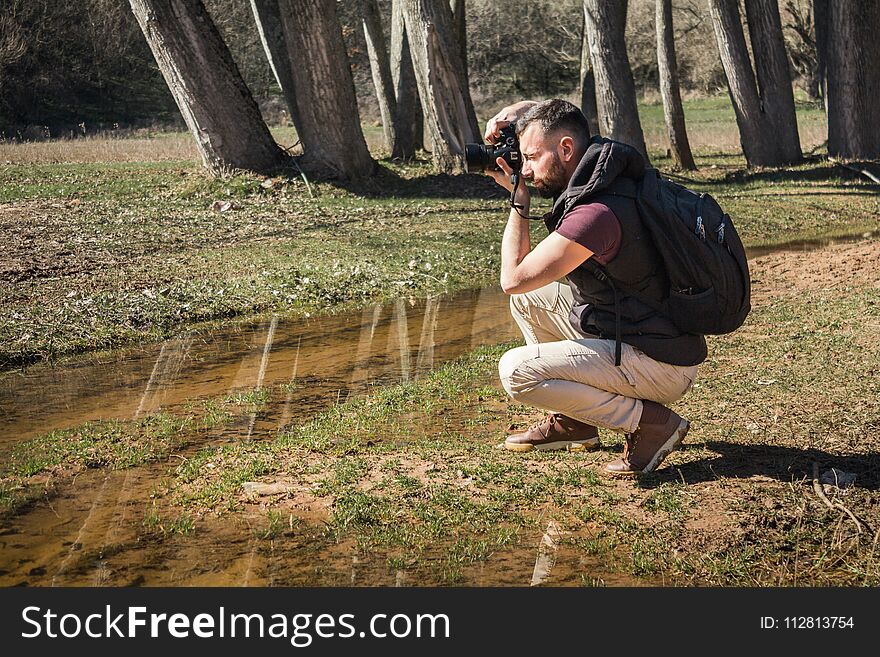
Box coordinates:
[744,230,879,260]
[4,287,641,586]
[0,288,517,448]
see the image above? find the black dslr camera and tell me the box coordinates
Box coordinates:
[464,124,521,173]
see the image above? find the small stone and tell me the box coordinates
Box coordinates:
[819,468,856,488]
[242,482,291,496]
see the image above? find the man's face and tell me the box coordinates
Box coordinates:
[518,124,571,198]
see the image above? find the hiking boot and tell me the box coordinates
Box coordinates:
[504,413,600,452]
[604,412,689,475]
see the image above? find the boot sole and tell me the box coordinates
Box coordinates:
[643,419,689,472]
[504,438,601,453]
[603,420,690,476]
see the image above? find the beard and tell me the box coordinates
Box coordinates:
[530,153,568,198]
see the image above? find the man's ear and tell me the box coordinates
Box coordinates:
[559,135,576,162]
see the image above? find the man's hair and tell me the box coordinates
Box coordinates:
[515,99,591,151]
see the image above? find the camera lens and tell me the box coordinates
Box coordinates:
[465,143,492,173]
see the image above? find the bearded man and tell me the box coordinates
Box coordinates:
[484,99,704,475]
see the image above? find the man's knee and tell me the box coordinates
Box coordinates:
[498,345,540,398]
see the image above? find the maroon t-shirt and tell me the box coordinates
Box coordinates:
[555,202,622,265]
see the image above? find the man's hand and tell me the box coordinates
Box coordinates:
[487,157,530,209]
[483,100,537,143]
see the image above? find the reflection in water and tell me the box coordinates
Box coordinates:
[416,296,440,373]
[0,288,517,450]
[134,333,194,419]
[245,316,279,441]
[392,299,411,384]
[0,290,518,458]
[276,336,302,430]
[0,287,530,586]
[530,520,563,587]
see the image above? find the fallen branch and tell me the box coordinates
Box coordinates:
[812,462,865,534]
[828,158,880,185]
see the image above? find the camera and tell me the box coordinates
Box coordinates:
[465,124,521,173]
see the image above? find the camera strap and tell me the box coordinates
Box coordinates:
[509,172,540,221]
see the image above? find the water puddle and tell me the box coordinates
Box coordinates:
[0,288,517,449]
[5,287,597,586]
[744,230,878,260]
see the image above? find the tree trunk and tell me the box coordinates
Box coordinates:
[249,0,301,131]
[129,0,288,176]
[826,1,880,159]
[450,0,468,80]
[391,0,423,157]
[707,0,779,167]
[361,0,399,155]
[277,0,374,179]
[656,0,696,170]
[449,0,479,140]
[582,0,649,162]
[744,0,802,164]
[813,0,828,109]
[402,0,480,173]
[578,4,599,136]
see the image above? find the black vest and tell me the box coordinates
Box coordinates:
[544,137,707,367]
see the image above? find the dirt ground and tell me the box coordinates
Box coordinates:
[749,237,880,300]
[209,237,880,585]
[3,237,879,586]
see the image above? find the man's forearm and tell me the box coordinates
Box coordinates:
[500,203,532,293]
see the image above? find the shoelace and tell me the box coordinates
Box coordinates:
[623,433,635,462]
[528,412,559,438]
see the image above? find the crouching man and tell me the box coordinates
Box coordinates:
[485,99,704,475]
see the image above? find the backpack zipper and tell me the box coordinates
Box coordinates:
[695,195,707,241]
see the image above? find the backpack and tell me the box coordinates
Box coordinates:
[587,168,751,338]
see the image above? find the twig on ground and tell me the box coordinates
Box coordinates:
[828,158,880,185]
[812,462,865,534]
[661,170,700,185]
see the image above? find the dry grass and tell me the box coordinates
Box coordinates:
[0,124,388,165]
[1,96,827,165]
[0,132,197,165]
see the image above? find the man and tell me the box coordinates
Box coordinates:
[484,99,704,475]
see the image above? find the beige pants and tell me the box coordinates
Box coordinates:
[498,282,698,433]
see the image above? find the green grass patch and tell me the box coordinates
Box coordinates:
[155,274,880,585]
[2,96,877,368]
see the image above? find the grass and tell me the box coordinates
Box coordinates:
[3,251,878,585]
[2,96,876,369]
[2,94,879,585]
[149,267,879,585]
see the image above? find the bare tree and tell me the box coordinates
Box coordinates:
[813,0,829,111]
[402,0,480,172]
[826,1,880,159]
[708,0,781,166]
[744,0,801,164]
[578,4,599,136]
[783,0,820,102]
[361,0,399,155]
[450,0,468,80]
[277,0,374,179]
[656,0,695,170]
[249,0,301,129]
[582,0,648,161]
[391,0,423,157]
[450,0,479,137]
[129,0,288,176]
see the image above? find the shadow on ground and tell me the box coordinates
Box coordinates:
[639,441,880,491]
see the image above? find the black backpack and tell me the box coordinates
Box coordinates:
[587,167,751,340]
